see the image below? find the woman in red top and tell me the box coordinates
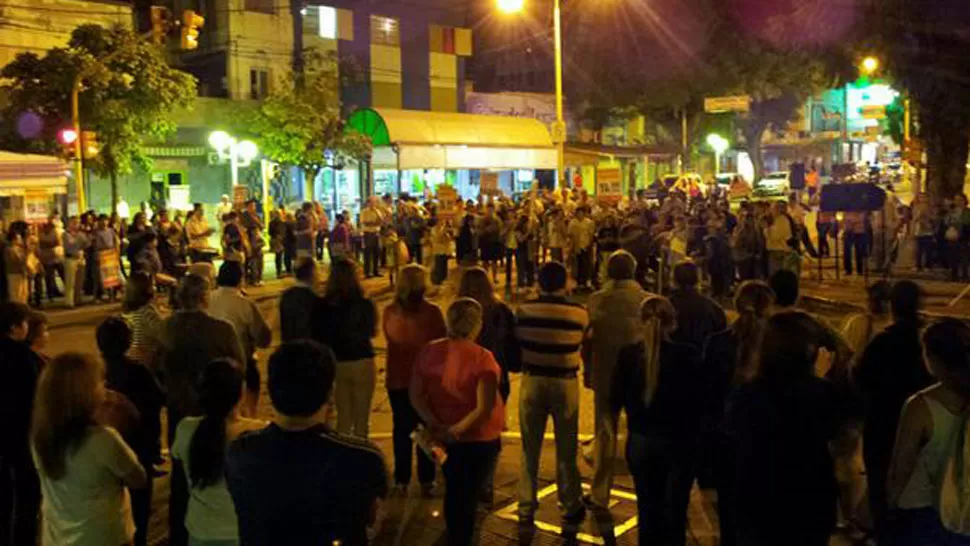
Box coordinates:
[382,264,446,495]
[411,298,504,546]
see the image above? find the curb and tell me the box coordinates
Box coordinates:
[800,294,970,323]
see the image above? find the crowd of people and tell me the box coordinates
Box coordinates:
[3,181,970,546]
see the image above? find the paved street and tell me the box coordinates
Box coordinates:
[34,265,892,545]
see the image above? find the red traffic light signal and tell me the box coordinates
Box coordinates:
[58,128,78,145]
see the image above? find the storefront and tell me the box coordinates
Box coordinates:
[346,107,556,204]
[563,143,679,197]
[0,152,69,224]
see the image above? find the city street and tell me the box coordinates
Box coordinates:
[40,268,881,546]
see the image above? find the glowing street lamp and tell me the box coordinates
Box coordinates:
[498,0,566,187]
[706,134,729,175]
[861,56,880,76]
[209,130,259,188]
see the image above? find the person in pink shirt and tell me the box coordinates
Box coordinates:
[383,264,446,495]
[410,298,504,546]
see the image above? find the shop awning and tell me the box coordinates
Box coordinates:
[347,107,556,170]
[0,151,69,195]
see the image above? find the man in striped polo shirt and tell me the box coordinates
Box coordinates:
[515,261,588,530]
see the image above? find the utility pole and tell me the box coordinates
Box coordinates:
[291,0,305,87]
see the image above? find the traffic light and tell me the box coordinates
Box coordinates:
[81,131,99,159]
[58,128,79,157]
[150,6,172,45]
[181,10,205,51]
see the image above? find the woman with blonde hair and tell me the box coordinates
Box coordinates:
[31,352,147,546]
[411,297,505,546]
[611,296,705,546]
[383,264,446,495]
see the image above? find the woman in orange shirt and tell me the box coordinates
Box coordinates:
[383,264,447,495]
[411,298,504,546]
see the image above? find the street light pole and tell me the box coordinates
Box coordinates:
[553,0,565,188]
[71,79,86,211]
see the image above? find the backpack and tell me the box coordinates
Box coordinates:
[939,408,970,534]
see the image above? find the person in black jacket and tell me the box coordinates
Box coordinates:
[613,296,706,546]
[853,280,934,542]
[97,316,166,546]
[0,301,42,546]
[314,257,378,438]
[279,258,319,343]
[702,280,775,546]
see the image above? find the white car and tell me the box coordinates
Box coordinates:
[754,171,791,195]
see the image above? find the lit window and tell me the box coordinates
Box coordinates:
[318,6,337,39]
[370,15,399,46]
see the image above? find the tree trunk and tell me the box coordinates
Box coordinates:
[304,166,321,202]
[742,121,768,182]
[110,171,118,213]
[291,0,305,88]
[923,111,970,203]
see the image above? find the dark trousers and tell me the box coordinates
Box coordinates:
[388,389,435,486]
[433,254,449,285]
[575,248,592,287]
[843,232,867,275]
[736,257,760,281]
[917,236,934,271]
[549,247,564,264]
[408,243,423,266]
[817,223,832,258]
[949,241,970,281]
[274,251,292,277]
[44,262,64,299]
[515,246,534,287]
[0,458,39,546]
[627,432,697,546]
[363,233,381,277]
[167,410,189,546]
[315,232,326,261]
[505,248,515,288]
[442,440,500,546]
[246,250,263,284]
[130,470,153,546]
[864,425,892,544]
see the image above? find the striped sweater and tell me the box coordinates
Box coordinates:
[515,295,589,372]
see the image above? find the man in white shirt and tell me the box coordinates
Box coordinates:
[359,197,384,278]
[215,195,233,223]
[207,261,271,415]
[186,204,215,263]
[764,201,796,276]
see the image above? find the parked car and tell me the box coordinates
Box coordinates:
[754,171,791,195]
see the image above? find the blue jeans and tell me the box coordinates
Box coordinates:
[889,507,970,546]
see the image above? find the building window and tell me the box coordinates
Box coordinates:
[250,69,270,100]
[245,0,274,14]
[370,15,399,46]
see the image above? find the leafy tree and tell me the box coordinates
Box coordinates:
[243,51,371,200]
[868,0,970,200]
[0,24,196,208]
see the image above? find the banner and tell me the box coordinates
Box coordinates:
[436,184,460,221]
[596,168,622,205]
[98,249,122,290]
[480,172,498,192]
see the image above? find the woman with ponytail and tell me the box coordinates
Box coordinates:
[611,296,705,546]
[702,280,775,546]
[170,358,266,546]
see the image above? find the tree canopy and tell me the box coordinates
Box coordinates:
[242,51,371,200]
[0,24,196,207]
